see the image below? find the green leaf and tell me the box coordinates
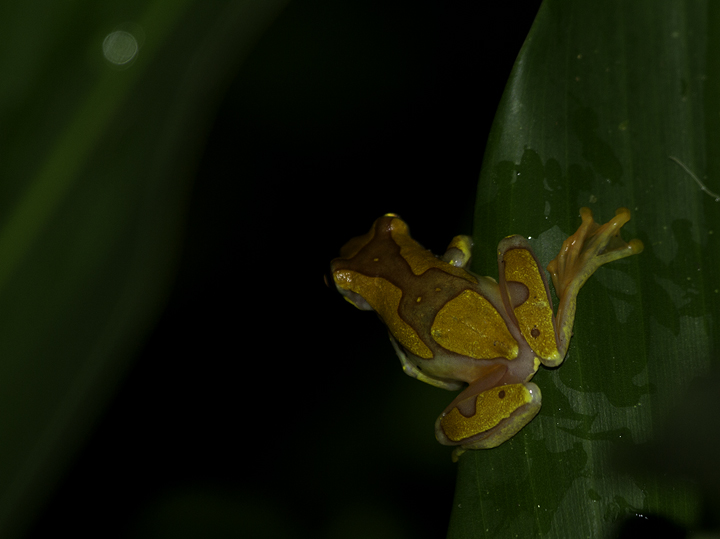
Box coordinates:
[0,1,287,536]
[450,0,718,536]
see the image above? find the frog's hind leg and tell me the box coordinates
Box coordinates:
[435,377,542,461]
[547,207,643,357]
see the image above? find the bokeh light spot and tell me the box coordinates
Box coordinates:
[102,30,138,66]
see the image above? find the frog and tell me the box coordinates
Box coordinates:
[329,208,643,461]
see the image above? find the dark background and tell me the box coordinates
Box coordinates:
[27,1,542,537]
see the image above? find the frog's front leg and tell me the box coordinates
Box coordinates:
[389,334,464,390]
[547,207,643,357]
[441,235,473,269]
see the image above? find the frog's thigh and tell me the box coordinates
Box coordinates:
[435,380,542,453]
[388,334,462,390]
[498,235,561,366]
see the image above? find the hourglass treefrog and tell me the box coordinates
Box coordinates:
[329,208,642,461]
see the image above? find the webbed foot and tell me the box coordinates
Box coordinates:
[547,207,643,354]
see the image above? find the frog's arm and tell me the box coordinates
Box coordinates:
[441,235,473,268]
[389,333,464,391]
[547,207,643,359]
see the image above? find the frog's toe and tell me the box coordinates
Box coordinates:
[548,207,642,300]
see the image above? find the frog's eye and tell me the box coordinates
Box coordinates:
[337,288,373,311]
[327,266,373,310]
[435,382,541,450]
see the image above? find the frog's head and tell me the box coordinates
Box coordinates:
[329,269,374,311]
[329,214,407,311]
[335,214,407,259]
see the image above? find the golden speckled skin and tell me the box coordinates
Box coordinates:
[331,210,642,460]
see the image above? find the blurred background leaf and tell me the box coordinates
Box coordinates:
[449,0,719,537]
[0,0,288,536]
